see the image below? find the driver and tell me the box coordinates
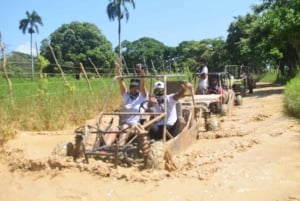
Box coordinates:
[104,59,148,146]
[208,78,223,94]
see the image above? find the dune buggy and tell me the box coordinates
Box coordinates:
[65,74,214,170]
[194,72,235,117]
[206,72,235,115]
[224,65,256,105]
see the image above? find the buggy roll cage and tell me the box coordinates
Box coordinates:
[98,74,195,143]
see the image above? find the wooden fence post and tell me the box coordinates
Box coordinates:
[47,42,69,85]
[0,32,14,103]
[79,62,93,95]
[88,57,101,78]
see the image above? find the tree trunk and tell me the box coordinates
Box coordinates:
[30,33,34,80]
[118,18,129,74]
[118,19,122,69]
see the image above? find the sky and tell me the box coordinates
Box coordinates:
[0,0,261,55]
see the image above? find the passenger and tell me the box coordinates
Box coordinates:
[148,81,192,140]
[208,78,224,94]
[105,59,148,146]
[196,57,208,94]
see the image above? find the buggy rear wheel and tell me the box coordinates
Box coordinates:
[73,135,88,163]
[249,85,254,93]
[220,104,228,116]
[51,141,74,156]
[236,95,243,105]
[206,116,220,131]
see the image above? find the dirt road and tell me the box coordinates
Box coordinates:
[0,82,299,201]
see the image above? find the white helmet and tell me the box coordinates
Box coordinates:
[153,81,164,90]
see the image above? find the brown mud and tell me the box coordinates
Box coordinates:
[0,82,299,201]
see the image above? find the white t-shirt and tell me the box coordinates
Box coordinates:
[120,92,148,125]
[198,66,208,90]
[151,94,177,126]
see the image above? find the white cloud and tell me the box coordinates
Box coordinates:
[15,41,37,56]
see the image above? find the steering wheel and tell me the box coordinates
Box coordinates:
[139,100,152,112]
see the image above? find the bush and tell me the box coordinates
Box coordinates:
[284,72,300,118]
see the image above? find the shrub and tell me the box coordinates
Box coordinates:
[284,72,300,118]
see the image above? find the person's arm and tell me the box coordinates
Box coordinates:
[173,82,192,101]
[115,58,126,96]
[136,64,147,98]
[200,66,208,80]
[200,73,208,80]
[147,97,158,107]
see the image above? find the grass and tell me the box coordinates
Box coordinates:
[258,71,278,83]
[0,76,122,144]
[284,71,300,118]
[258,70,300,119]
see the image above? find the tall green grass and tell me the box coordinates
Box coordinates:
[259,71,278,83]
[284,72,300,118]
[0,76,122,143]
[258,70,300,118]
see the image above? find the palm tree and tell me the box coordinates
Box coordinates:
[19,10,43,79]
[107,0,135,69]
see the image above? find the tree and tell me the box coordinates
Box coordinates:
[40,21,115,76]
[121,37,168,73]
[252,0,300,76]
[19,10,43,79]
[228,14,268,68]
[3,51,31,77]
[106,0,135,69]
[176,40,204,72]
[226,14,256,65]
[176,39,227,73]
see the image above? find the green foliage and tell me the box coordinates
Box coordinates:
[2,51,31,77]
[176,38,227,72]
[36,55,50,80]
[40,21,116,75]
[226,14,261,67]
[106,0,135,22]
[259,71,278,83]
[36,55,50,69]
[121,37,170,73]
[284,71,300,118]
[19,10,43,34]
[253,0,300,75]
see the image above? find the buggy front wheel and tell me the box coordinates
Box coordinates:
[144,141,165,169]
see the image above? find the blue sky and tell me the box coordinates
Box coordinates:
[1,0,261,55]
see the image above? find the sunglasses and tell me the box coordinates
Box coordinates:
[154,88,164,96]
